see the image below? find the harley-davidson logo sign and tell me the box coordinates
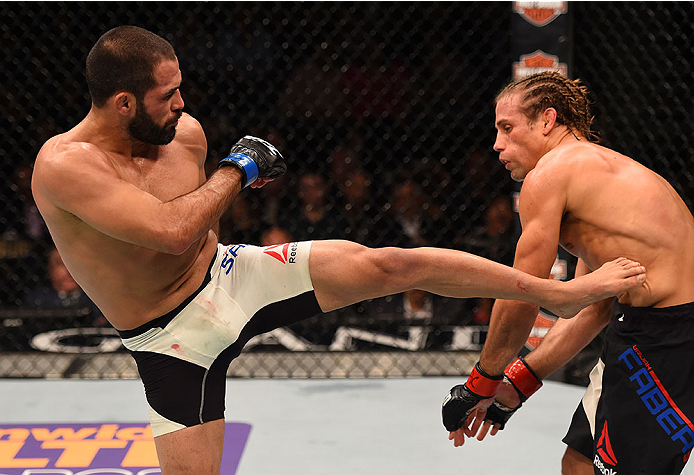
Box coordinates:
[513,50,568,80]
[513,1,568,27]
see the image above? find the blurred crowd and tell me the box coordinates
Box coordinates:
[0,133,518,329]
[4,3,690,336]
[1,4,523,330]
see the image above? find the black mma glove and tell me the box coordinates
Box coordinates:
[218,135,287,188]
[483,390,521,430]
[442,362,503,432]
[483,356,543,431]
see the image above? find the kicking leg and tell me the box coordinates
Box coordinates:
[308,241,645,315]
[154,419,225,475]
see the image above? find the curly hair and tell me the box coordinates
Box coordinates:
[496,71,597,141]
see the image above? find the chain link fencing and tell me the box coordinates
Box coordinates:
[0,2,692,380]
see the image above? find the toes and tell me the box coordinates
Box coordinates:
[625,274,647,289]
[611,258,644,271]
[624,265,646,276]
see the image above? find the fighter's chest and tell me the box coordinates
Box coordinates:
[111,150,202,202]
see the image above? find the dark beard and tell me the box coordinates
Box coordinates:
[128,104,178,145]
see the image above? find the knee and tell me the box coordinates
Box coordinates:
[365,246,412,283]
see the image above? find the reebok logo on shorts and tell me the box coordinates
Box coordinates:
[596,420,618,466]
[263,242,298,264]
[594,455,617,475]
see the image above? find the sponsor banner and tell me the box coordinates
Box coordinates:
[0,422,251,475]
[1,315,490,354]
[525,313,556,350]
[512,50,568,81]
[524,253,572,350]
[511,1,572,80]
[513,1,568,27]
[0,308,118,354]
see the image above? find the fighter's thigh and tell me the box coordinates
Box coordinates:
[561,446,595,475]
[154,419,225,475]
[309,240,408,312]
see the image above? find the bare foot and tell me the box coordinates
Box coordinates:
[547,258,646,318]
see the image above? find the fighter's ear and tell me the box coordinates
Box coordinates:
[542,107,558,135]
[114,92,136,117]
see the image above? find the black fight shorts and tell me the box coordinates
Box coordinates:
[117,242,321,437]
[563,301,694,475]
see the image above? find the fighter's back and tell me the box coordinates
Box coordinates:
[32,113,218,330]
[529,141,694,308]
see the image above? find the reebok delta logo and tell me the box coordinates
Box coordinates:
[263,243,289,263]
[263,242,299,264]
[594,420,618,474]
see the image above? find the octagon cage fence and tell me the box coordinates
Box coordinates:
[0,2,692,382]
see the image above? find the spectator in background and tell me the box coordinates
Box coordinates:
[279,172,348,241]
[254,171,294,227]
[0,164,51,306]
[329,145,362,188]
[260,226,293,247]
[23,247,106,327]
[387,180,452,248]
[459,195,517,324]
[460,147,514,229]
[5,164,48,242]
[278,46,349,122]
[249,126,294,226]
[388,181,427,247]
[338,170,371,242]
[459,194,516,265]
[217,194,263,246]
[248,126,287,158]
[337,170,394,247]
[207,124,295,235]
[340,25,413,124]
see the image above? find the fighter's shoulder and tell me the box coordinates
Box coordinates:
[33,136,115,207]
[35,134,111,177]
[530,142,603,180]
[520,145,584,201]
[542,141,604,166]
[173,113,207,149]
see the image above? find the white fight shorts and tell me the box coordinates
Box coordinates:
[117,242,321,437]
